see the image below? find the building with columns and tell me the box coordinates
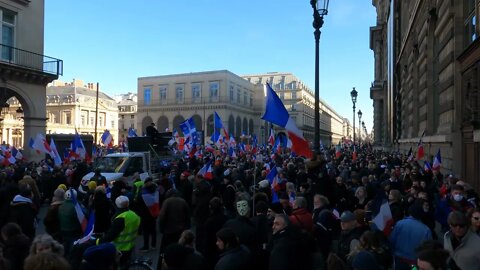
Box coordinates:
[370,0,480,189]
[137,70,351,146]
[46,79,119,144]
[0,0,62,159]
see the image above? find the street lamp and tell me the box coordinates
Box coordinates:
[350,87,358,145]
[357,109,362,144]
[311,0,329,153]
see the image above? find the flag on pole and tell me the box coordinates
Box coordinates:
[268,128,275,147]
[101,130,113,147]
[72,133,87,160]
[32,133,54,158]
[127,127,138,137]
[371,192,393,234]
[407,147,414,162]
[50,138,63,166]
[424,160,432,172]
[179,117,198,144]
[432,149,441,171]
[214,111,229,141]
[416,131,425,160]
[70,189,88,232]
[74,211,96,245]
[261,83,312,158]
[198,161,213,180]
[141,188,160,218]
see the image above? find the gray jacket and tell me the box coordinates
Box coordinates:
[444,230,480,270]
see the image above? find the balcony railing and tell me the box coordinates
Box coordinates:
[0,44,63,76]
[141,96,254,108]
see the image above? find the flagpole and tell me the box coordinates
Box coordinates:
[94,82,99,145]
[252,158,257,215]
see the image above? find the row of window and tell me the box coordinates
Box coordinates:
[144,82,220,105]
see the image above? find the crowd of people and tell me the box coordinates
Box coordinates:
[0,143,479,270]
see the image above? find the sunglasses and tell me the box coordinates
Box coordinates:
[472,216,480,221]
[450,223,466,228]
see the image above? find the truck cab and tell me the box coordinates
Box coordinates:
[82,152,151,185]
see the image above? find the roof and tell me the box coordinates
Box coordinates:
[47,85,115,101]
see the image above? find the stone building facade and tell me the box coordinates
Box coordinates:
[137,70,351,146]
[0,0,62,160]
[370,0,480,189]
[114,92,137,140]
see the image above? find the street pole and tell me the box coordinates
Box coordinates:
[311,0,328,153]
[353,104,356,146]
[95,82,99,145]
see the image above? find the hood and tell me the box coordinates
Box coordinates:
[11,195,32,205]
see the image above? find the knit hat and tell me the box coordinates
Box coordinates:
[83,243,117,269]
[52,188,65,203]
[57,184,67,191]
[87,181,97,191]
[258,180,270,189]
[352,251,379,270]
[115,195,129,209]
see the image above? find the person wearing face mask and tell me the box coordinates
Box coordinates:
[435,184,473,232]
[222,199,257,259]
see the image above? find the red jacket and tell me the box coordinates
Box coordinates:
[289,208,313,233]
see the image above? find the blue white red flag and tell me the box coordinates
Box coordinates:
[214,111,229,141]
[72,133,87,160]
[70,189,87,232]
[32,133,54,158]
[432,149,441,170]
[50,138,62,166]
[261,83,312,158]
[268,128,275,147]
[74,211,95,245]
[142,189,160,218]
[101,130,113,147]
[371,192,393,234]
[424,160,433,172]
[198,161,213,180]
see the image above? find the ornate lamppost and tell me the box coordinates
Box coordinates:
[350,87,358,145]
[310,0,329,153]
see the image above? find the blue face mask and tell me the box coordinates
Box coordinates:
[453,194,464,202]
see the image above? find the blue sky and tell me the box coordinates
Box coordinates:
[44,0,376,131]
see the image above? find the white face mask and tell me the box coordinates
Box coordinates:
[453,194,464,202]
[236,200,249,217]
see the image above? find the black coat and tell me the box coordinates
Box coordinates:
[201,212,228,268]
[2,233,31,270]
[269,227,313,270]
[215,246,251,270]
[8,199,36,239]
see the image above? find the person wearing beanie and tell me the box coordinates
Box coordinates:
[57,184,67,191]
[390,199,432,270]
[82,242,118,270]
[43,188,65,242]
[97,195,140,268]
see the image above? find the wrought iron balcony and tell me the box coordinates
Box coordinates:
[0,44,63,77]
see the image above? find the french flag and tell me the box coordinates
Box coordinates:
[11,146,23,161]
[228,147,237,158]
[141,189,160,218]
[205,143,215,153]
[416,131,425,160]
[50,138,63,166]
[268,128,275,147]
[198,161,213,180]
[101,130,113,147]
[70,189,88,232]
[32,133,54,158]
[266,167,281,202]
[424,160,433,172]
[214,111,229,141]
[262,83,312,158]
[371,192,393,235]
[74,211,95,245]
[432,149,441,170]
[229,134,236,147]
[72,133,87,160]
